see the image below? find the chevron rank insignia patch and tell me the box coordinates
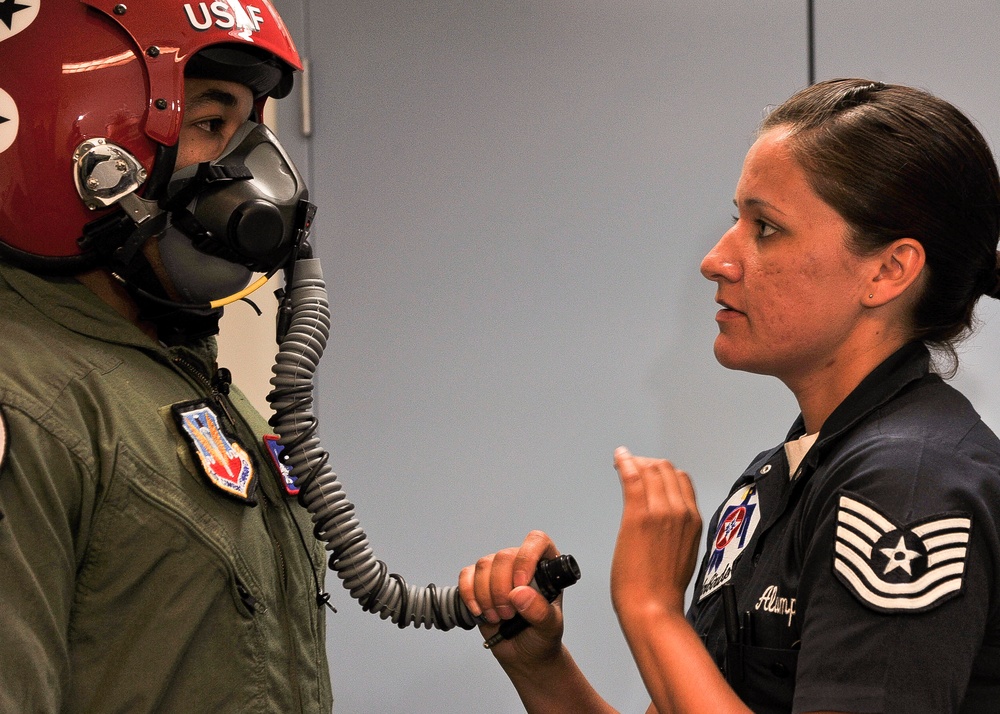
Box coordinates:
[173,400,257,504]
[833,492,971,612]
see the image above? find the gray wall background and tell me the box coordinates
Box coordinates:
[218,1,1000,711]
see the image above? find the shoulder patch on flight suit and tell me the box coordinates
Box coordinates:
[263,434,299,496]
[699,484,762,601]
[172,399,257,503]
[833,492,971,612]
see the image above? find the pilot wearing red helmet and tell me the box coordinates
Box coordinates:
[0,1,332,711]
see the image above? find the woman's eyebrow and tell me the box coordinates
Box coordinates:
[733,196,787,215]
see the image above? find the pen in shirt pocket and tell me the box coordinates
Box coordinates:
[722,583,742,645]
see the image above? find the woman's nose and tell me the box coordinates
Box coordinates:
[700,228,740,283]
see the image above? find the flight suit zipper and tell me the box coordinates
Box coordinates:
[172,353,303,707]
[172,356,236,423]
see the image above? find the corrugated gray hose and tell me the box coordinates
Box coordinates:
[267,257,478,630]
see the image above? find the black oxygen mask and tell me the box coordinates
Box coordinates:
[157,120,310,305]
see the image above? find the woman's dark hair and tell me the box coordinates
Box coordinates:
[761,78,1000,356]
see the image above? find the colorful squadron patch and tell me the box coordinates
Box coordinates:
[834,493,971,612]
[699,484,761,601]
[173,401,257,503]
[263,434,299,496]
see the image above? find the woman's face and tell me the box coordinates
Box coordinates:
[700,127,875,388]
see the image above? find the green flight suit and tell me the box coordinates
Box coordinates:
[0,262,333,713]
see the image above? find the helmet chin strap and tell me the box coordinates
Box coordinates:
[113,261,278,313]
[79,194,229,345]
[98,196,304,345]
[117,253,227,346]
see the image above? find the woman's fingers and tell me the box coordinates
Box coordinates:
[611,447,703,615]
[614,446,646,505]
[615,446,689,518]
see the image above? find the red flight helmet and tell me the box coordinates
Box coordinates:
[0,0,302,270]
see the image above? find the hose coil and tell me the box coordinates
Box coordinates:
[267,258,477,630]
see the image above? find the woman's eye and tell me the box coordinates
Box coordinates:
[756,220,777,238]
[731,215,777,238]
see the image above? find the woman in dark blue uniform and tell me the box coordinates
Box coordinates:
[459,79,1000,713]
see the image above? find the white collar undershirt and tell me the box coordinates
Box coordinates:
[784,432,818,480]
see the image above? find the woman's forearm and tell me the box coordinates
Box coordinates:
[500,644,620,714]
[621,608,748,714]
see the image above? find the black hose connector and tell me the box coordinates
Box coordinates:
[483,555,581,648]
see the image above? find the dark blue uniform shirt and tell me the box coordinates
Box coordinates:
[688,342,1000,713]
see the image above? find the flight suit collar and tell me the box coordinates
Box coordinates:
[0,261,218,363]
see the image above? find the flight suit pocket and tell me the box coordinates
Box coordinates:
[72,444,270,712]
[725,642,799,714]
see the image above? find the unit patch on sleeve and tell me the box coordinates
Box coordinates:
[172,399,257,503]
[833,492,971,613]
[263,434,299,496]
[699,484,762,601]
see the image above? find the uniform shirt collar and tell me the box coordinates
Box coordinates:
[786,341,931,474]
